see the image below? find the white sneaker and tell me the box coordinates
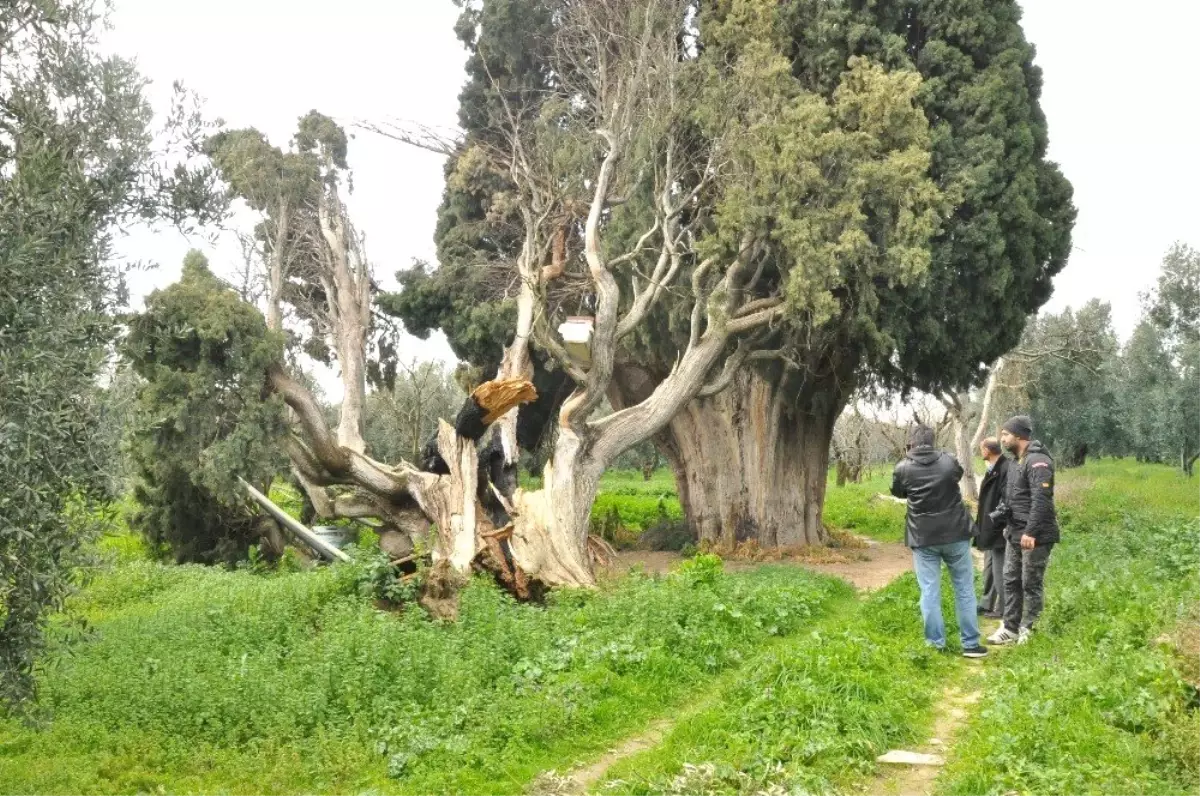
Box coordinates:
[1017,627,1033,645]
[988,627,1019,645]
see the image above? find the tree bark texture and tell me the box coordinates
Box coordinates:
[510,428,605,588]
[948,397,979,502]
[611,363,848,550]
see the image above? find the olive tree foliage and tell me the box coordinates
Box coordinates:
[364,361,465,464]
[1112,320,1175,465]
[92,364,143,499]
[979,244,1198,474]
[1137,242,1199,473]
[1014,300,1120,466]
[939,300,1118,486]
[0,0,220,707]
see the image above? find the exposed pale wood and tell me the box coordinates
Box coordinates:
[239,477,350,563]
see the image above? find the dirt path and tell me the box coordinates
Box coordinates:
[869,685,981,796]
[603,536,912,592]
[558,718,673,794]
[561,542,984,796]
[541,543,914,793]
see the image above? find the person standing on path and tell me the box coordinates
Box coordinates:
[891,425,988,658]
[989,415,1060,646]
[974,437,1010,619]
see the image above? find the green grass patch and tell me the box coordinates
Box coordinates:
[598,571,961,794]
[0,555,847,795]
[937,461,1200,796]
[822,468,906,543]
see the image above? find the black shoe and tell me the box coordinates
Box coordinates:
[982,611,1003,619]
[976,606,987,615]
[962,645,989,659]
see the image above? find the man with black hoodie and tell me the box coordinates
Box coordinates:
[891,425,988,658]
[989,415,1060,646]
[974,437,1010,619]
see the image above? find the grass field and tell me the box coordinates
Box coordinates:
[0,460,1195,795]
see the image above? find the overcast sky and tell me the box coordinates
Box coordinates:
[102,0,1200,397]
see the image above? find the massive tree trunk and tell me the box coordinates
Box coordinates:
[612,363,848,549]
[661,371,842,548]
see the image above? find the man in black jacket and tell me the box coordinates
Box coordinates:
[974,437,1010,619]
[989,415,1060,646]
[891,425,988,658]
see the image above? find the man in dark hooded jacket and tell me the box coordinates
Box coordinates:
[974,437,1010,618]
[989,414,1060,646]
[891,425,987,658]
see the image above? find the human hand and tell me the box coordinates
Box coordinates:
[1020,534,1036,550]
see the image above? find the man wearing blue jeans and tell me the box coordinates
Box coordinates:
[891,425,988,658]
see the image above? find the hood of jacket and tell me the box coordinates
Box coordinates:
[905,445,941,466]
[1025,440,1052,460]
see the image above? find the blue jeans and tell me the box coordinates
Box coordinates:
[911,540,980,649]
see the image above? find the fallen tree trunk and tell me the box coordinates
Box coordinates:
[240,478,350,563]
[266,365,563,602]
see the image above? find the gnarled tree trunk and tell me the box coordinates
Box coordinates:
[660,371,842,548]
[510,428,604,587]
[612,364,849,550]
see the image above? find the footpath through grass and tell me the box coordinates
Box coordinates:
[594,570,961,794]
[0,551,848,795]
[938,460,1199,796]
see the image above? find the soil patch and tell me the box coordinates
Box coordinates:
[603,535,913,592]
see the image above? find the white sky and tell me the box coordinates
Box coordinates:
[102,0,1199,399]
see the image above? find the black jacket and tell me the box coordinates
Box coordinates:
[1004,440,1060,545]
[891,445,975,549]
[974,456,1011,550]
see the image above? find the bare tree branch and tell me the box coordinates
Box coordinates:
[356,118,462,157]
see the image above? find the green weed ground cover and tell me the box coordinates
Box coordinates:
[0,553,847,795]
[598,571,961,794]
[938,460,1199,796]
[821,469,906,543]
[1,460,1193,795]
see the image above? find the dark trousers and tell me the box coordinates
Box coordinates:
[981,546,1007,613]
[1003,536,1054,632]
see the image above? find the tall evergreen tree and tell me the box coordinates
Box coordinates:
[388,0,1075,547]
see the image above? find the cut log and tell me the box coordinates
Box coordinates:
[240,477,350,563]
